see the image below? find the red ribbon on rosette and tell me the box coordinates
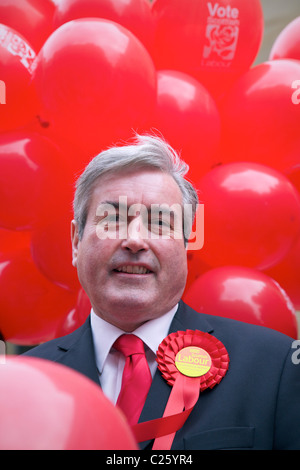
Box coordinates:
[132,330,230,449]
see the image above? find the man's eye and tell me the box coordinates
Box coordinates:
[97,213,123,227]
[158,219,169,227]
[106,213,126,223]
[107,214,117,221]
[149,217,172,233]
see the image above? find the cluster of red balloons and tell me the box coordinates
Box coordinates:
[0,0,300,347]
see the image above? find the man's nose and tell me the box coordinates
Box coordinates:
[121,217,149,253]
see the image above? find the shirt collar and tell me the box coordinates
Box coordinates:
[134,304,178,355]
[90,304,178,374]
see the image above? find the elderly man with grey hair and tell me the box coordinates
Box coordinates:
[25,133,300,450]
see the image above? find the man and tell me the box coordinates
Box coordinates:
[25,133,300,449]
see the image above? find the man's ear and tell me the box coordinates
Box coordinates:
[71,220,80,267]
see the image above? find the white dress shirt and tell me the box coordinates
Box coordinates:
[90,304,178,404]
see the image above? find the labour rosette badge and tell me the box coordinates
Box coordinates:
[132,330,230,450]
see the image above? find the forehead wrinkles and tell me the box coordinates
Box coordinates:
[90,170,184,210]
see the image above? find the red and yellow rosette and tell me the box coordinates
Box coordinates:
[132,330,230,449]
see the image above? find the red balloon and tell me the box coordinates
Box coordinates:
[0,356,137,450]
[56,288,91,337]
[30,183,79,292]
[265,235,300,311]
[0,247,77,345]
[53,0,154,51]
[184,251,210,295]
[154,70,221,181]
[219,60,300,171]
[0,228,31,254]
[269,17,300,61]
[195,162,300,270]
[183,266,298,338]
[0,131,71,230]
[0,23,39,131]
[31,213,80,292]
[151,0,263,99]
[283,141,300,192]
[32,18,157,156]
[0,0,55,52]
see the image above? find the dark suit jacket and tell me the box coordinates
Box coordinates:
[24,301,300,449]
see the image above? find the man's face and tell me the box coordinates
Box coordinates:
[71,169,188,331]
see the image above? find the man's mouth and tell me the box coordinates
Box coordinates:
[114,265,152,274]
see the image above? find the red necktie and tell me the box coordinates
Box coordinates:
[113,334,152,426]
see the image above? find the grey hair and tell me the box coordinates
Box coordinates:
[73,133,199,241]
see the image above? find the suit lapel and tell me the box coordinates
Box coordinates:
[168,300,214,334]
[56,318,100,386]
[138,301,214,449]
